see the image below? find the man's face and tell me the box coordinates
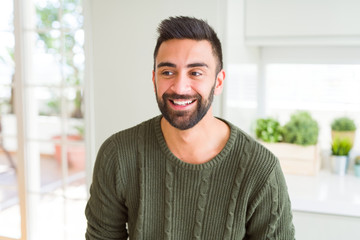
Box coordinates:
[153,39,224,130]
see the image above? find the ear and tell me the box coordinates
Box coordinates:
[214,69,225,95]
[152,70,156,92]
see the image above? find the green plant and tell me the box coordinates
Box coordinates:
[255,118,283,143]
[331,137,353,156]
[331,117,356,131]
[282,111,319,146]
[355,156,360,165]
[74,125,84,138]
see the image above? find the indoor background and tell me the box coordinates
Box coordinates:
[0,0,359,239]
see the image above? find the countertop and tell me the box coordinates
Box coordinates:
[285,171,360,217]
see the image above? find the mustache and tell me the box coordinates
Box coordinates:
[162,93,201,100]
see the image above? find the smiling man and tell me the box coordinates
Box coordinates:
[154,39,221,132]
[85,16,295,239]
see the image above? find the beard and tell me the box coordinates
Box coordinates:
[155,82,216,130]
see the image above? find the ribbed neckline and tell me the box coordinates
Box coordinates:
[154,115,238,170]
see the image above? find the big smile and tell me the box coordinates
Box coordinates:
[169,99,196,107]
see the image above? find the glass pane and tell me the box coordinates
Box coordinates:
[35,140,86,239]
[29,31,62,85]
[36,87,61,117]
[0,85,14,114]
[35,0,61,30]
[226,64,258,108]
[267,64,360,110]
[52,135,85,172]
[28,187,87,240]
[24,139,85,240]
[67,117,84,137]
[266,64,360,151]
[0,204,21,239]
[62,0,83,29]
[1,113,17,139]
[0,0,14,31]
[0,32,15,85]
[0,2,18,237]
[26,87,62,141]
[29,141,85,193]
[225,64,258,133]
[65,87,84,118]
[64,179,87,240]
[64,31,84,86]
[0,137,20,239]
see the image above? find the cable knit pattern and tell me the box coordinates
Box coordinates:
[224,135,252,239]
[164,162,174,239]
[193,169,211,239]
[85,116,295,240]
[268,179,279,240]
[134,124,145,239]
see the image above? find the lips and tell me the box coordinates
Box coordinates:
[170,99,196,106]
[162,93,199,110]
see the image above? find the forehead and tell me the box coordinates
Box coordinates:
[156,39,216,67]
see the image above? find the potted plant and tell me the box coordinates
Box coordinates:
[331,117,356,145]
[282,111,319,146]
[255,118,283,143]
[257,111,321,175]
[331,137,352,176]
[354,156,360,177]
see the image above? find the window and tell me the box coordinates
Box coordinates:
[225,47,360,157]
[0,1,20,238]
[267,64,360,150]
[0,0,88,239]
[225,64,258,132]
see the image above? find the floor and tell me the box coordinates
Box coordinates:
[0,152,88,240]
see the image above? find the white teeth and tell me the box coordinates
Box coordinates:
[173,100,194,106]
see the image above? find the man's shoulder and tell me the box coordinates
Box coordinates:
[225,120,279,168]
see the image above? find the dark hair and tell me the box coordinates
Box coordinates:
[153,16,223,73]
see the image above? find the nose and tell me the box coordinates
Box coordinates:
[170,73,191,94]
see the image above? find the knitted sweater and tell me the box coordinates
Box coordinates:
[85,116,295,239]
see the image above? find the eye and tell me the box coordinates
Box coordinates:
[190,71,202,76]
[161,71,174,76]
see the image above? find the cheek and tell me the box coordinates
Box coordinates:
[193,82,214,97]
[156,79,175,94]
[154,81,167,97]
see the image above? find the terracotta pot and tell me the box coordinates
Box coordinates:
[53,135,85,170]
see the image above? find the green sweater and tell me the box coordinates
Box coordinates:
[85,116,295,239]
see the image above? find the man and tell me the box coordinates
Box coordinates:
[86,16,295,239]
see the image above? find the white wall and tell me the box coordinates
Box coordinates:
[223,0,260,131]
[244,0,360,46]
[89,0,226,150]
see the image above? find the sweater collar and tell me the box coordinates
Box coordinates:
[154,115,238,170]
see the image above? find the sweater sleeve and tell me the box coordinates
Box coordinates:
[85,137,129,240]
[245,162,295,240]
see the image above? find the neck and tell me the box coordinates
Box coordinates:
[160,111,230,164]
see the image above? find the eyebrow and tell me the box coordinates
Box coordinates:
[156,62,208,69]
[157,62,176,68]
[186,63,208,68]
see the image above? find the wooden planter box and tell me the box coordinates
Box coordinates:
[260,142,321,176]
